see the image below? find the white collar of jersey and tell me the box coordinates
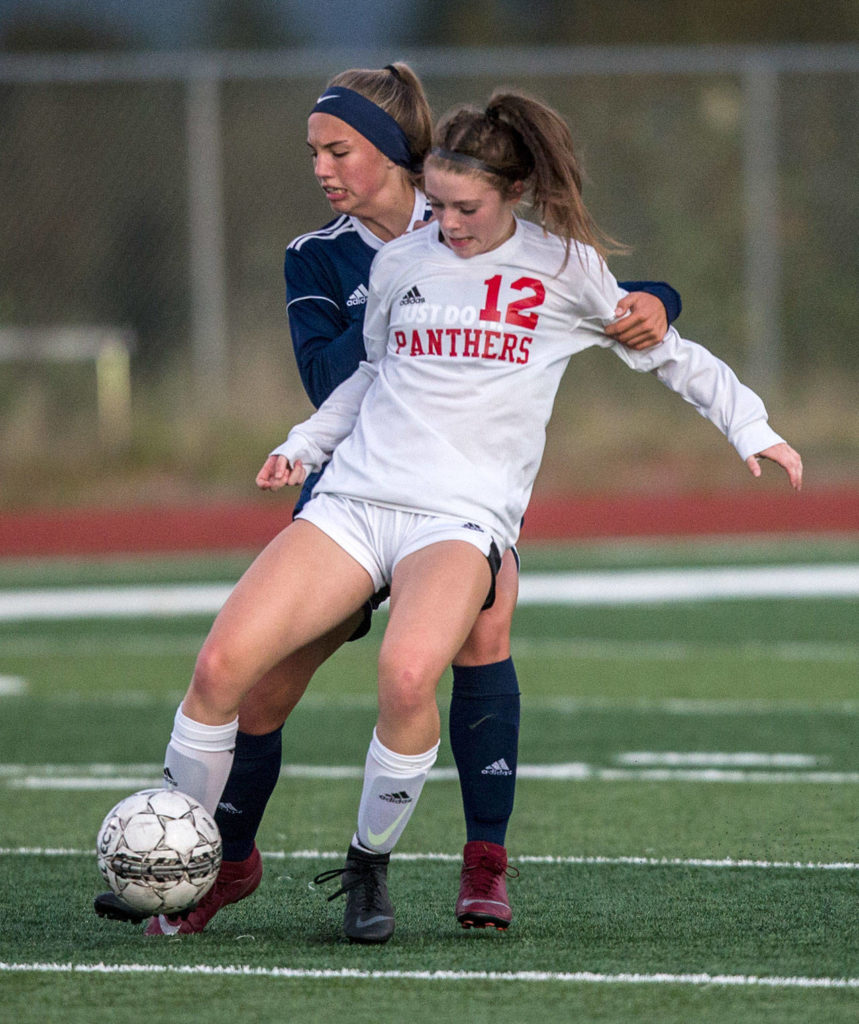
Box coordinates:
[349,189,428,251]
[409,188,431,232]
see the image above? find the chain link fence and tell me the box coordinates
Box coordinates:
[0,46,856,494]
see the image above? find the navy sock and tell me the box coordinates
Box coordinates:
[449,658,520,846]
[215,727,282,862]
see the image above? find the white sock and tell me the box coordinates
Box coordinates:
[163,705,238,816]
[355,728,439,855]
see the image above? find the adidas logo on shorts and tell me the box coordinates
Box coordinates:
[347,284,369,306]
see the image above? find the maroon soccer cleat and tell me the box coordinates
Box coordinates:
[455,840,517,930]
[144,845,263,935]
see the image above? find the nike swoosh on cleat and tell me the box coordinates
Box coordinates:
[366,803,411,846]
[154,914,182,935]
[355,915,394,928]
[458,899,510,909]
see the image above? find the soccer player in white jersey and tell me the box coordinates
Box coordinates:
[95,65,680,939]
[254,89,800,941]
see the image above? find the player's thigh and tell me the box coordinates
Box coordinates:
[381,540,492,694]
[201,520,374,687]
[454,547,518,666]
[238,610,364,734]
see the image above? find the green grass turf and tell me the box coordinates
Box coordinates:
[6,973,857,1024]
[0,538,857,1022]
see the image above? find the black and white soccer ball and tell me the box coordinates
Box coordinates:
[96,788,222,915]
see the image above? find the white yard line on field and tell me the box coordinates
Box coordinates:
[2,847,858,871]
[0,563,857,621]
[0,675,26,694]
[0,961,856,989]
[614,752,825,767]
[2,761,859,788]
[519,565,859,604]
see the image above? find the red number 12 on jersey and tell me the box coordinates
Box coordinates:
[479,275,546,329]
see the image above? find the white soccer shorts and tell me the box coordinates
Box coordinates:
[296,492,499,593]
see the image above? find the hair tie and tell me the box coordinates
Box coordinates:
[485,105,501,123]
[384,64,403,81]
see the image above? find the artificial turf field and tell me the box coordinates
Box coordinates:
[0,536,857,1023]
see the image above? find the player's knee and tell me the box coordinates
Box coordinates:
[377,651,436,722]
[190,640,244,717]
[455,596,514,665]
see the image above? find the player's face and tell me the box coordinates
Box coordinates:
[307,112,400,218]
[423,165,519,259]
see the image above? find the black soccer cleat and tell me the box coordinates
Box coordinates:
[93,891,150,924]
[94,891,199,925]
[313,843,395,944]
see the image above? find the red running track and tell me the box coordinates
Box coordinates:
[0,490,856,557]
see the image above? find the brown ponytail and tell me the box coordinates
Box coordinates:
[430,89,625,267]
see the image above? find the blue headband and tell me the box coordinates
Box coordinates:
[310,86,415,170]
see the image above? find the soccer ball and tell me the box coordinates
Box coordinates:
[96,788,222,915]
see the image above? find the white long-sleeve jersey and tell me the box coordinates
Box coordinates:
[274,218,784,551]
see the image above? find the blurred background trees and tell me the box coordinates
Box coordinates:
[0,3,856,507]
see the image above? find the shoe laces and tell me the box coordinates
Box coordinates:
[463,855,519,897]
[313,860,387,910]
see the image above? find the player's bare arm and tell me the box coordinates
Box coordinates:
[745,442,803,491]
[256,454,307,491]
[606,291,668,350]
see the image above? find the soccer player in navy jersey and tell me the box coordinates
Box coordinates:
[95,64,682,939]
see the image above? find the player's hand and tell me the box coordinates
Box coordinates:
[745,443,803,491]
[605,292,668,350]
[256,454,307,491]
